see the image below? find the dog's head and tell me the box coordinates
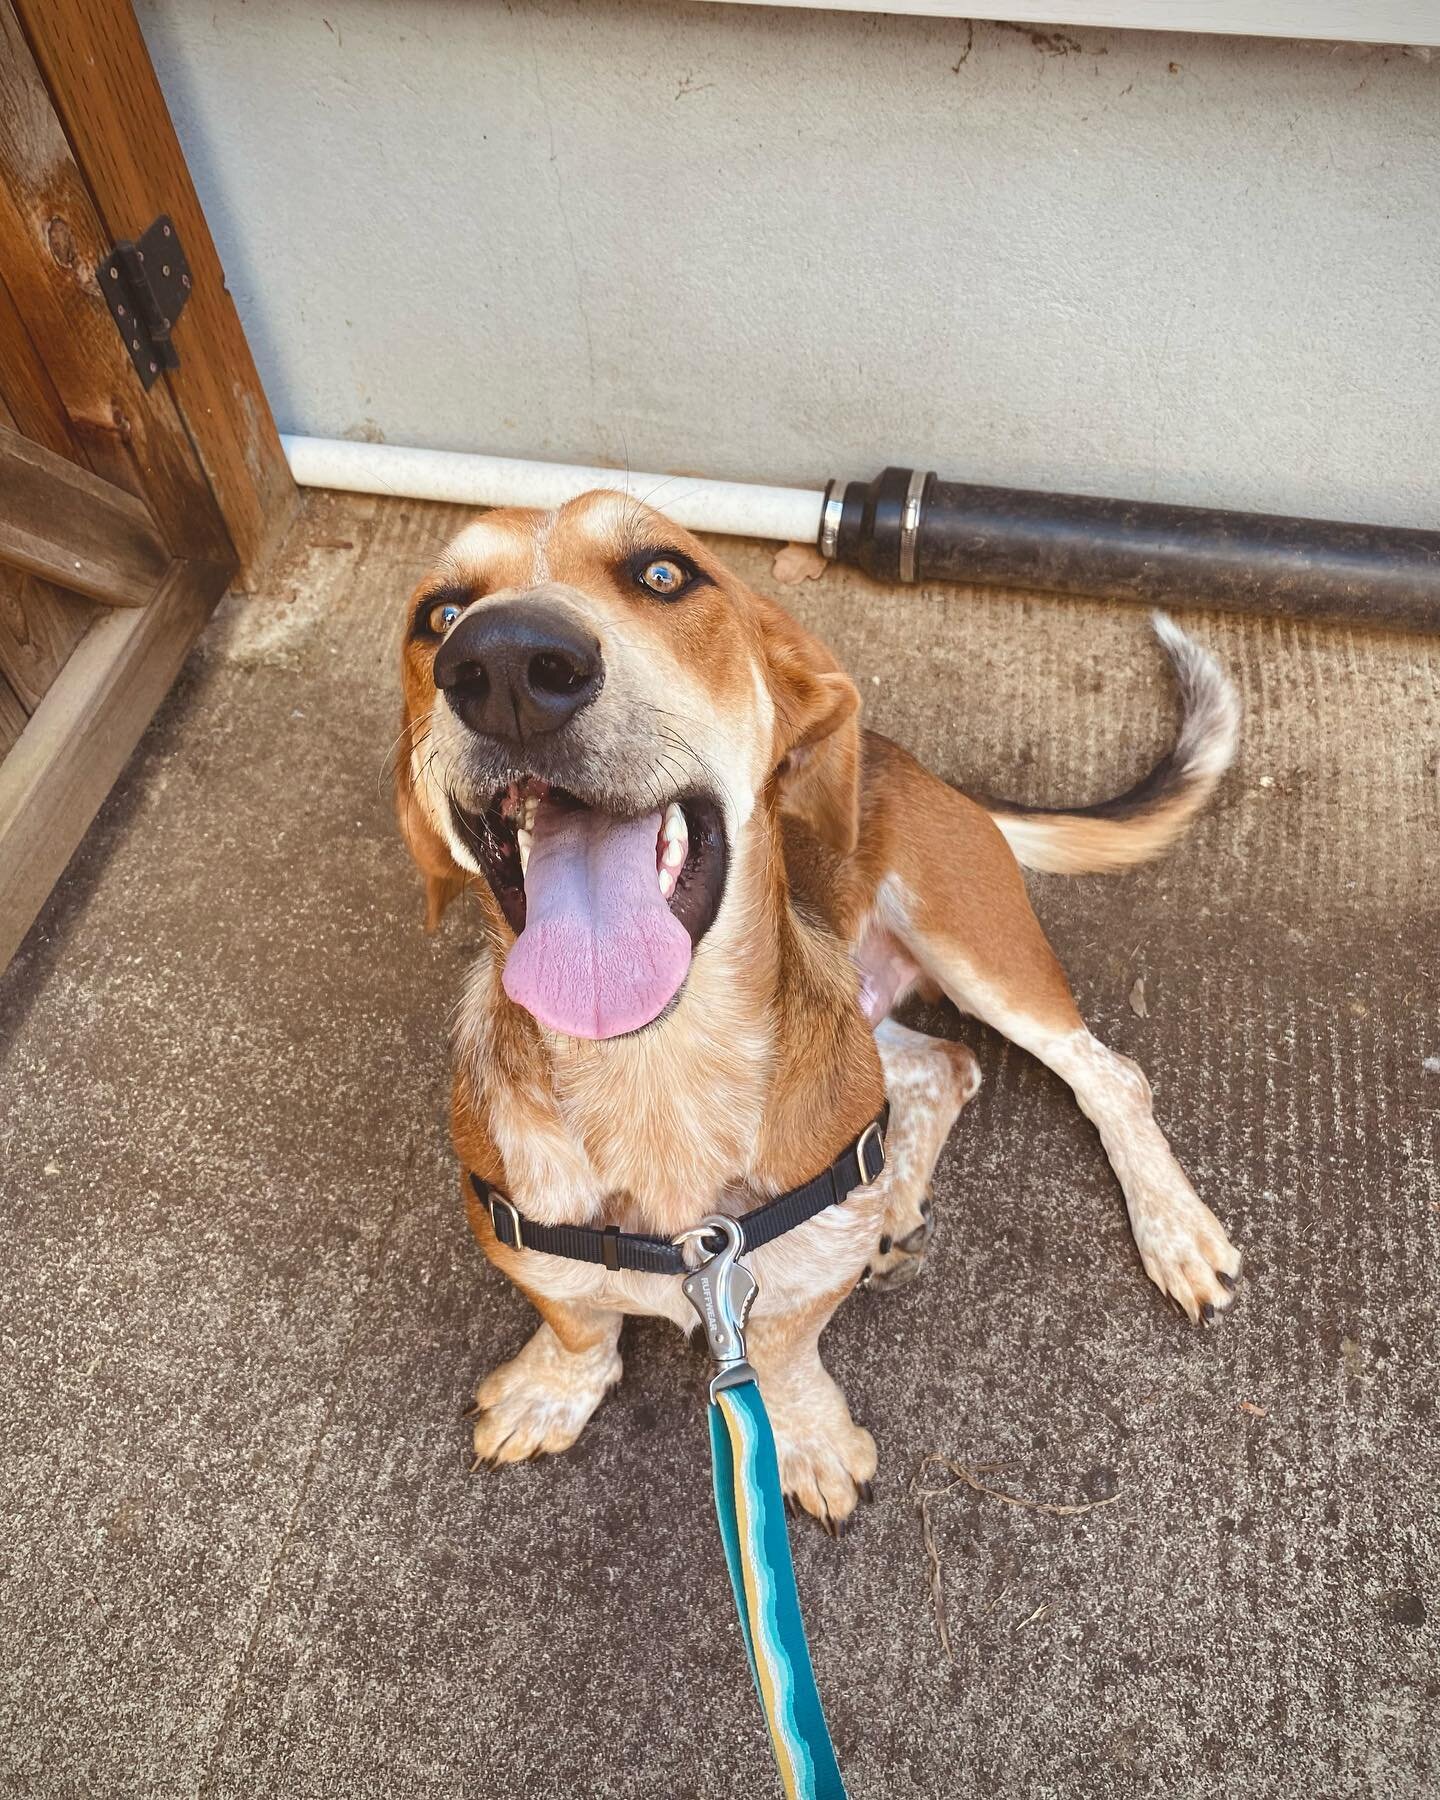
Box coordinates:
[398,490,859,1041]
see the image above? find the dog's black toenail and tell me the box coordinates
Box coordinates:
[878,1235,893,1256]
[1217,1271,1237,1291]
[1202,1303,1216,1322]
[858,1480,874,1504]
[920,1199,932,1219]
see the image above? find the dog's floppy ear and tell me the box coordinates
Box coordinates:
[394,711,466,932]
[761,602,863,857]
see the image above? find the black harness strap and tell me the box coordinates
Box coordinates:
[469,1104,889,1277]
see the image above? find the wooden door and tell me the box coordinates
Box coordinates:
[0,0,296,969]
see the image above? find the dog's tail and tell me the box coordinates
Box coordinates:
[987,614,1240,876]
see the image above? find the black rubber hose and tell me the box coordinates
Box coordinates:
[825,466,1440,630]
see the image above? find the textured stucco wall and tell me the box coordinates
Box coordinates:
[138,0,1440,526]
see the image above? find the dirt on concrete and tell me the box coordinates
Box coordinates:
[1,491,1436,1798]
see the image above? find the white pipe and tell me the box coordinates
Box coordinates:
[282,436,826,544]
[694,0,1440,48]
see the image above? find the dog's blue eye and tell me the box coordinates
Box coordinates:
[428,600,463,635]
[639,558,688,596]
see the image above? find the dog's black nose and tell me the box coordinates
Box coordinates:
[434,600,603,741]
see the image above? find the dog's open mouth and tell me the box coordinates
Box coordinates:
[450,780,728,1040]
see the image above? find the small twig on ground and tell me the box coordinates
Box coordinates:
[912,1455,1124,1662]
[916,1454,1125,1519]
[981,1582,1011,1620]
[917,1477,953,1662]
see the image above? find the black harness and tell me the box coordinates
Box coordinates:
[469,1105,889,1277]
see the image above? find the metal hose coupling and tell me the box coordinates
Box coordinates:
[819,466,936,584]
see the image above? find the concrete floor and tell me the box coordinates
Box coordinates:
[2,491,1437,1800]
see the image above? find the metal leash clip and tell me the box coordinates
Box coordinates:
[676,1214,759,1400]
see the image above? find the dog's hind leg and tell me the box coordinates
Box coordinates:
[877,810,1241,1321]
[863,1018,980,1291]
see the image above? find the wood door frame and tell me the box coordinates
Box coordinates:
[0,0,297,971]
[0,0,231,566]
[0,557,231,968]
[0,424,172,607]
[7,0,297,583]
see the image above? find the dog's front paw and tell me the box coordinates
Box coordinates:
[470,1324,622,1465]
[775,1418,877,1534]
[768,1399,877,1534]
[1129,1183,1242,1324]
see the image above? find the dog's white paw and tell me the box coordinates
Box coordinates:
[766,1381,878,1534]
[470,1324,622,1464]
[1127,1181,1242,1324]
[774,1416,877,1535]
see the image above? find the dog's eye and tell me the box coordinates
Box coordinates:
[637,557,691,597]
[427,600,464,635]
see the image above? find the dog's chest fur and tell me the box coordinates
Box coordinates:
[454,949,777,1238]
[450,883,886,1326]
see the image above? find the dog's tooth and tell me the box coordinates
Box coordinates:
[663,801,686,841]
[663,837,686,870]
[658,867,674,897]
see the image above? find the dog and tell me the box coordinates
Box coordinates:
[395,490,1243,1530]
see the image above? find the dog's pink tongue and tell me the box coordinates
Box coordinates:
[503,799,692,1039]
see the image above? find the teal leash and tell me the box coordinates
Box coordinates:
[468,1116,887,1792]
[682,1215,849,1800]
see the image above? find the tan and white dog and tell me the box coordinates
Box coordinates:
[397,491,1242,1530]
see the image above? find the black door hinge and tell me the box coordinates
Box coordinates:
[97,215,193,391]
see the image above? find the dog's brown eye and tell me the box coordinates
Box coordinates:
[427,600,463,636]
[638,558,689,597]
